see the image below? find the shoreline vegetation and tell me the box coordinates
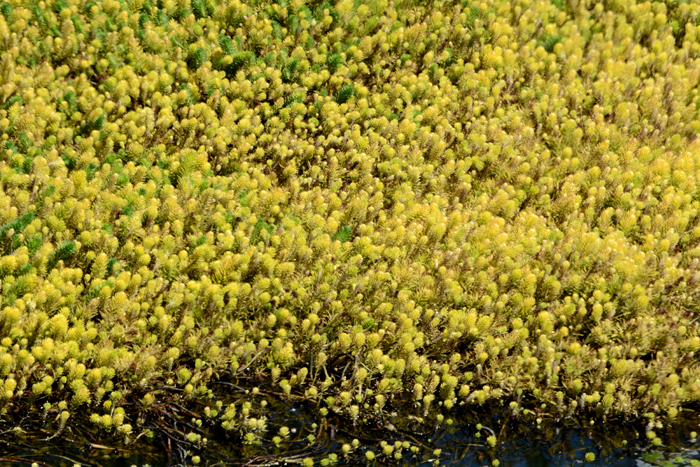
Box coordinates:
[1,0,700,464]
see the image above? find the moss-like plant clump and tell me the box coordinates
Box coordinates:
[1,0,700,463]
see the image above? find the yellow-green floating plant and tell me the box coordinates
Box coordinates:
[1,0,700,462]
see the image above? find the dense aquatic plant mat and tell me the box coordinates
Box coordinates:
[1,0,700,463]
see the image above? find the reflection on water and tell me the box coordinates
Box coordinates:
[429,415,700,467]
[1,401,698,467]
[0,437,158,467]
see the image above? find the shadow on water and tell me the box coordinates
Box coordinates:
[1,398,699,467]
[429,413,700,467]
[0,433,160,467]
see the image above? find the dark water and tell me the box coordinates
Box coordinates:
[1,434,699,466]
[1,402,698,467]
[0,432,698,466]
